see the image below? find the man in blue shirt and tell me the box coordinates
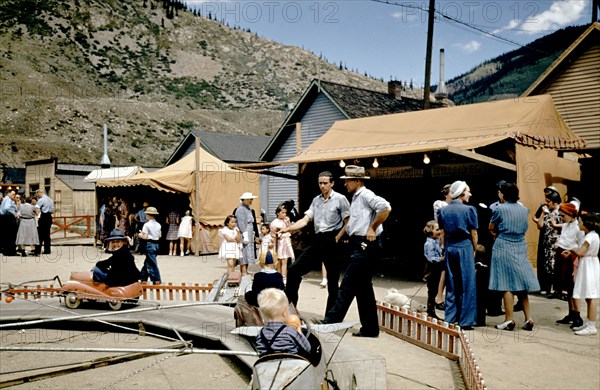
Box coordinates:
[0,189,19,256]
[34,189,54,255]
[282,171,350,316]
[323,166,391,338]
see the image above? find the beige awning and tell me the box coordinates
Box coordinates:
[284,94,584,164]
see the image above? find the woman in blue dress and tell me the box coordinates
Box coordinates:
[489,182,540,331]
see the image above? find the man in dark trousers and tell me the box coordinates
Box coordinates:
[0,189,19,256]
[323,166,391,338]
[34,189,54,255]
[282,171,350,316]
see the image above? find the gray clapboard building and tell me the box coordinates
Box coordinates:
[260,79,444,221]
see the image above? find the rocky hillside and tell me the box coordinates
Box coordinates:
[0,0,386,166]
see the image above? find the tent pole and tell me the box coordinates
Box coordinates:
[194,136,201,256]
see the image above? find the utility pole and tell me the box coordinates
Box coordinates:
[423,0,435,110]
[593,0,599,23]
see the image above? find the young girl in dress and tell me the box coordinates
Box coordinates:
[270,205,294,282]
[259,223,274,258]
[564,211,600,336]
[165,209,180,256]
[178,210,194,256]
[219,215,241,274]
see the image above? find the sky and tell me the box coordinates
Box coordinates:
[186,0,593,86]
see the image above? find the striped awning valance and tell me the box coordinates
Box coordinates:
[512,132,587,149]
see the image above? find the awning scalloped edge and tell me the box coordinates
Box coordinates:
[510,132,587,149]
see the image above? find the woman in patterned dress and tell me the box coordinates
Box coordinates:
[533,187,562,295]
[165,209,180,256]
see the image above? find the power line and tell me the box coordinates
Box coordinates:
[369,0,549,55]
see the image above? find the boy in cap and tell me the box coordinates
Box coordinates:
[93,229,141,286]
[138,206,162,284]
[245,249,285,307]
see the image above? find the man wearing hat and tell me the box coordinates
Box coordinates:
[235,192,259,276]
[138,206,162,284]
[93,229,141,286]
[438,180,478,330]
[282,170,350,316]
[323,165,391,338]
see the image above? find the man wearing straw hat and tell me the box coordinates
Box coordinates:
[235,192,259,276]
[323,165,391,338]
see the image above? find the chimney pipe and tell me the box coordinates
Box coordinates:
[434,49,448,100]
[100,123,111,168]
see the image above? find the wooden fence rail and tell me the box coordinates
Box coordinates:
[377,302,486,390]
[51,215,94,239]
[1,282,213,303]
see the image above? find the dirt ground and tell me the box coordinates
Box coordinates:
[1,244,599,389]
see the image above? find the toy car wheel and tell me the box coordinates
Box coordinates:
[64,292,81,309]
[107,300,122,311]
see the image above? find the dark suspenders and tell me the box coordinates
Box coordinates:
[261,325,287,355]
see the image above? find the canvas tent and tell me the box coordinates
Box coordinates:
[84,166,146,183]
[275,94,584,267]
[96,146,260,254]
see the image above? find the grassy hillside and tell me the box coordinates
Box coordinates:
[446,25,588,104]
[0,0,386,166]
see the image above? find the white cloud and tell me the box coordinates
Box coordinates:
[391,11,418,22]
[521,0,587,34]
[496,0,588,35]
[452,40,482,54]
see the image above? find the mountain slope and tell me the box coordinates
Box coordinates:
[446,25,588,104]
[0,0,386,166]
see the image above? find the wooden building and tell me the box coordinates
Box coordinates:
[24,158,97,217]
[523,22,600,207]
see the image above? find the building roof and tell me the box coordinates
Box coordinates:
[261,79,443,161]
[166,130,272,165]
[56,174,96,191]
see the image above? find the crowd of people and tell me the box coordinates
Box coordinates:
[3,168,598,343]
[0,189,54,257]
[421,181,599,335]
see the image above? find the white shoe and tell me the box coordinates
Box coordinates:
[575,326,597,336]
[180,253,184,257]
[572,321,589,332]
[320,278,328,288]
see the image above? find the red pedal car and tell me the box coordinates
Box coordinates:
[60,272,143,311]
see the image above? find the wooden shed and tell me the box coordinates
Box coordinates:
[24,158,96,217]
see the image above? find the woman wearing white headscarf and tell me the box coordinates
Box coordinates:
[438,180,479,330]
